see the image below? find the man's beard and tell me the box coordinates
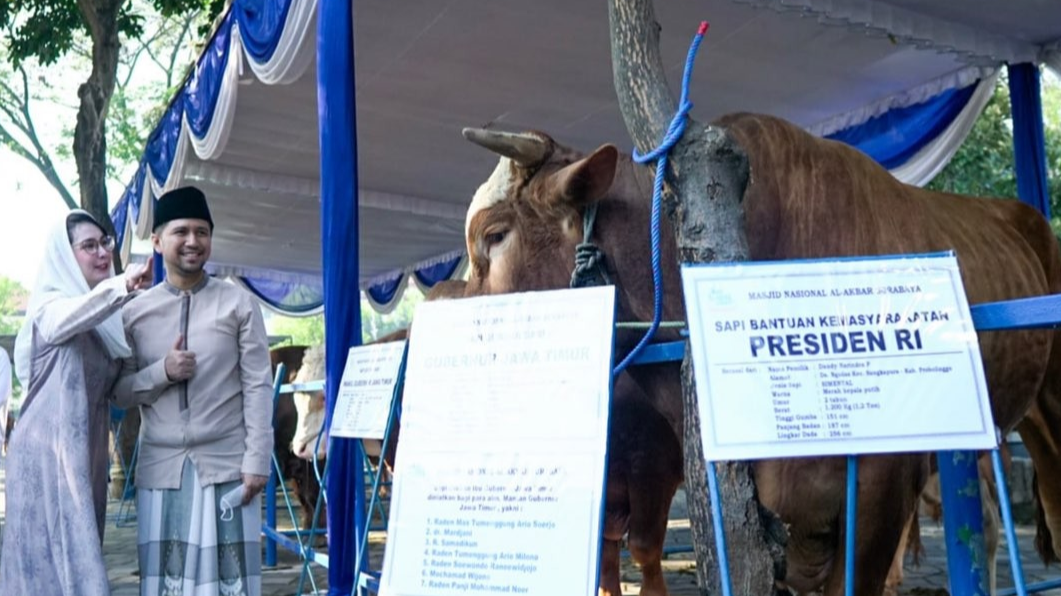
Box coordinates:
[172,253,206,276]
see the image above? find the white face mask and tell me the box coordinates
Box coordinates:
[219,484,246,522]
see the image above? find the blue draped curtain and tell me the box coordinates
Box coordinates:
[365,275,404,307]
[1008,63,1051,218]
[413,253,464,288]
[232,0,293,63]
[825,83,978,169]
[317,0,365,591]
[239,277,324,314]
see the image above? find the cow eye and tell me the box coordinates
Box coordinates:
[485,230,507,247]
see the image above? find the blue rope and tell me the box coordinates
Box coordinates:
[614,22,709,376]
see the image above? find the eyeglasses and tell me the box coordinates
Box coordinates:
[72,235,116,254]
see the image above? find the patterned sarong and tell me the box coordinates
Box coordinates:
[137,459,261,596]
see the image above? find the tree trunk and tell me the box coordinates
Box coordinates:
[608,1,786,593]
[74,0,122,243]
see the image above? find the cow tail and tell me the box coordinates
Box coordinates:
[909,513,925,567]
[1032,471,1059,565]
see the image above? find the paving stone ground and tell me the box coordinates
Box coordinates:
[3,457,1059,595]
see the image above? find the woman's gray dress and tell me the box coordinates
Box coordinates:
[0,320,121,594]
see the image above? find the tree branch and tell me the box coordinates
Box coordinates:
[607,0,676,153]
[144,39,169,77]
[0,56,77,209]
[119,22,166,89]
[16,62,46,158]
[0,123,78,209]
[17,61,29,112]
[0,78,17,103]
[609,1,782,594]
[166,11,196,88]
[0,124,43,167]
[0,101,31,138]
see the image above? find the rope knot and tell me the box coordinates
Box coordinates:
[571,203,611,288]
[631,99,694,165]
[571,242,611,288]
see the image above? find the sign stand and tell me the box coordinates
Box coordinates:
[354,340,410,594]
[683,252,1011,595]
[375,286,617,596]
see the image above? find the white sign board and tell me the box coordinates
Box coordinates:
[681,252,995,461]
[378,287,616,596]
[330,340,407,440]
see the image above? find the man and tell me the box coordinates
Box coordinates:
[115,186,274,596]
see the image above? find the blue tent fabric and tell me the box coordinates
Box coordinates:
[239,276,324,313]
[146,97,185,186]
[184,14,234,140]
[413,253,464,289]
[233,0,294,64]
[111,193,129,251]
[1008,62,1052,218]
[365,275,404,306]
[825,82,978,170]
[317,0,365,592]
[127,165,145,224]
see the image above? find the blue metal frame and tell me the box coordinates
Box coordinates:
[263,362,329,594]
[264,288,1061,594]
[937,451,991,596]
[993,442,1029,596]
[354,342,409,596]
[845,456,858,596]
[694,290,1061,595]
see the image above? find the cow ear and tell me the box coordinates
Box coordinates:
[552,144,619,207]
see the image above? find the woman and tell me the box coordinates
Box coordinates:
[0,210,151,595]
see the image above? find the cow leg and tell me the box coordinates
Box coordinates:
[626,477,679,596]
[292,471,316,530]
[600,486,628,596]
[1017,401,1061,564]
[1010,326,1061,565]
[921,471,943,522]
[822,454,927,596]
[967,450,1003,596]
[884,509,916,596]
[599,539,622,596]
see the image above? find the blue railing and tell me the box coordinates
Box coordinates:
[287,292,1061,596]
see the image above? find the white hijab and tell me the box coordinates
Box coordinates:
[13,210,132,386]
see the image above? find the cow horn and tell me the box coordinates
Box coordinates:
[462,128,551,167]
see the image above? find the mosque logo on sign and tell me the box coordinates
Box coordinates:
[706,285,733,308]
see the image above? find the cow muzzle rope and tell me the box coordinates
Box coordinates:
[570,203,612,289]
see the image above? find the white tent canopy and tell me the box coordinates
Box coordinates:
[115,0,1061,298]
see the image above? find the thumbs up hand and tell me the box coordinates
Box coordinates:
[164,334,197,382]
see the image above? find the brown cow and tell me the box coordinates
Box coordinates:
[270,344,327,531]
[458,112,1061,595]
[601,376,684,596]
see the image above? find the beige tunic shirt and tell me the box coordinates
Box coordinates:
[115,276,274,489]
